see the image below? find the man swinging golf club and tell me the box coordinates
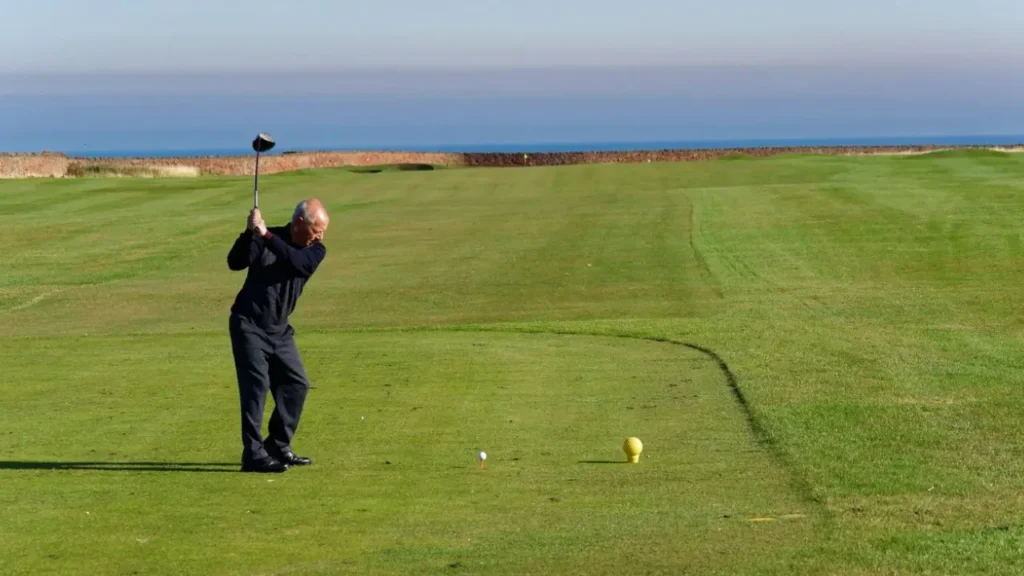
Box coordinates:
[226,134,331,473]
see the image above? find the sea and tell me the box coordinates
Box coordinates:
[5,66,1023,158]
[58,134,1024,158]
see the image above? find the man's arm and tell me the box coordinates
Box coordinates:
[261,231,326,277]
[227,231,265,271]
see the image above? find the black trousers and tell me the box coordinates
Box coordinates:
[229,314,311,462]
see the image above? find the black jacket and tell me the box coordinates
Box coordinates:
[227,225,326,336]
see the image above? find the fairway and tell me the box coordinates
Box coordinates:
[3,151,1024,574]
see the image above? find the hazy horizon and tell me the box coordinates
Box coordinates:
[3,1,1023,152]
[3,64,1024,154]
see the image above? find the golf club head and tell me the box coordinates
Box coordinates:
[252,133,275,153]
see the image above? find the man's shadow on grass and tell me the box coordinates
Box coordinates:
[0,461,239,473]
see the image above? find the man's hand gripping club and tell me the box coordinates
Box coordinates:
[248,208,267,236]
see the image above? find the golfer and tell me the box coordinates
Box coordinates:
[226,198,330,473]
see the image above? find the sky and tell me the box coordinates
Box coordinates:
[2,0,1023,71]
[1,1,1023,153]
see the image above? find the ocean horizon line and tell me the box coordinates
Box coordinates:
[4,134,1024,159]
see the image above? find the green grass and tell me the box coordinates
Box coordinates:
[2,151,1024,574]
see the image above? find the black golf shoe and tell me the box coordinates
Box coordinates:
[241,456,290,473]
[268,449,311,467]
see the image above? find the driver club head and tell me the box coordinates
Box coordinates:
[252,133,275,153]
[252,133,274,209]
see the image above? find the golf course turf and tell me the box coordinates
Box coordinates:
[2,150,1023,574]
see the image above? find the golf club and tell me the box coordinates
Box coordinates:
[252,133,275,209]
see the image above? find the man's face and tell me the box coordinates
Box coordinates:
[291,215,326,247]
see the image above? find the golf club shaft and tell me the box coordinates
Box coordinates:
[253,150,261,209]
[251,133,274,210]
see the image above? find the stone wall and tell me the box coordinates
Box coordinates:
[0,145,1020,178]
[0,152,69,178]
[69,151,465,176]
[459,145,1019,167]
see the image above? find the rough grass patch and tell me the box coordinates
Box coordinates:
[900,148,1013,161]
[66,163,200,178]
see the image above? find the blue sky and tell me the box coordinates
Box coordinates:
[1,1,1023,152]
[3,0,1022,71]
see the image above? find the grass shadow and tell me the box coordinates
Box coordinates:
[346,163,439,174]
[0,461,239,473]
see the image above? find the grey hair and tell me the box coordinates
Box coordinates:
[292,200,320,226]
